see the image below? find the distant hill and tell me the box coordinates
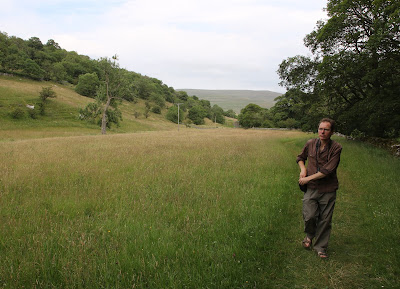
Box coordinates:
[178,89,283,113]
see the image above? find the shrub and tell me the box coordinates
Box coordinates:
[11,107,25,119]
[75,73,100,97]
[28,108,38,119]
[151,105,161,114]
[350,129,366,140]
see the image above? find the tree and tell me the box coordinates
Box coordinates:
[80,56,126,134]
[187,105,207,125]
[277,0,400,137]
[97,56,125,134]
[166,105,184,124]
[23,58,44,79]
[38,86,57,115]
[75,72,100,97]
[211,105,225,124]
[39,86,56,102]
[79,101,102,124]
[238,103,264,128]
[224,109,237,119]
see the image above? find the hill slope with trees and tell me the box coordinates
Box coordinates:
[0,31,236,133]
[177,89,281,113]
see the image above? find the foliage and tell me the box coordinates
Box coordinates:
[144,107,150,118]
[187,105,207,125]
[79,101,102,124]
[96,56,125,134]
[166,105,184,124]
[75,72,100,97]
[37,86,57,116]
[224,109,237,119]
[39,86,57,102]
[10,107,25,119]
[210,104,225,124]
[0,31,233,126]
[275,0,400,138]
[238,103,265,128]
[151,105,161,114]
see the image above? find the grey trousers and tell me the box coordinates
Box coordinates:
[302,188,336,253]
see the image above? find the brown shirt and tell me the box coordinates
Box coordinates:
[296,138,342,193]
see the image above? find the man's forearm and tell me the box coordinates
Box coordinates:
[299,171,326,185]
[298,160,307,178]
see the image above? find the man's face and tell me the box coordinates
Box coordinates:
[318,121,333,141]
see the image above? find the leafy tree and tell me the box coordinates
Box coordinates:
[50,62,67,82]
[211,104,225,124]
[224,109,237,119]
[166,105,184,124]
[238,103,264,128]
[277,0,400,137]
[22,58,44,79]
[96,56,126,134]
[135,77,152,100]
[150,92,166,108]
[188,105,207,125]
[176,91,188,102]
[39,86,56,102]
[79,102,102,124]
[38,86,57,115]
[80,56,126,134]
[75,72,100,97]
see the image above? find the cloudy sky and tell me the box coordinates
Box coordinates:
[1,0,327,92]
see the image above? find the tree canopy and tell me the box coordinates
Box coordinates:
[275,0,400,138]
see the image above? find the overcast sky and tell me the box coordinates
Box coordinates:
[1,0,327,92]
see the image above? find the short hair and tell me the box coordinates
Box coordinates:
[319,118,336,132]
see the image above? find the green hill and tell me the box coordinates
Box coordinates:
[178,89,282,113]
[0,75,180,140]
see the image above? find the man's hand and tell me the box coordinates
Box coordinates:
[299,172,326,185]
[299,176,309,185]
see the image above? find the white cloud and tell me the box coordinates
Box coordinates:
[0,0,327,91]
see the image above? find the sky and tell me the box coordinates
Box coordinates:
[0,0,327,93]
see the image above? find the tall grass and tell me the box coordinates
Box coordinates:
[0,129,399,288]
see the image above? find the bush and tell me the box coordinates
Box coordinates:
[166,106,184,124]
[28,108,38,119]
[350,129,366,140]
[151,105,161,114]
[39,86,57,102]
[75,73,100,97]
[11,107,25,119]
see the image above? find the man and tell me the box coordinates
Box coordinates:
[297,118,342,259]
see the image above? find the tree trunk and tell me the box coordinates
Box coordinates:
[101,97,111,135]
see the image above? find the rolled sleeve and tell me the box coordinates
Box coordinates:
[296,139,312,163]
[319,146,342,175]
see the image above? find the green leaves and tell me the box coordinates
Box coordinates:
[276,0,400,137]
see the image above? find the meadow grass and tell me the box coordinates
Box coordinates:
[0,129,399,288]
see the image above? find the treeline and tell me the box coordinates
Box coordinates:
[0,31,235,127]
[238,0,399,139]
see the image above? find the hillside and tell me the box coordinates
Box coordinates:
[178,89,282,113]
[0,76,177,140]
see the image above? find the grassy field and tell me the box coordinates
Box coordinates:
[0,128,399,288]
